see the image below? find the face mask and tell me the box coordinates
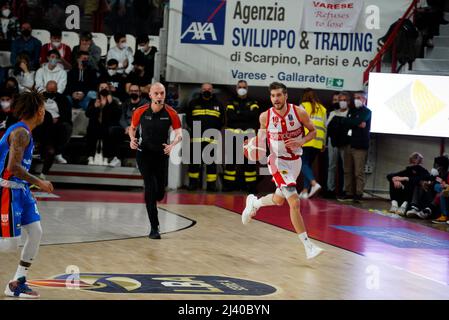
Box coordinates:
[1,101,10,111]
[107,69,117,76]
[354,99,364,108]
[45,92,56,99]
[339,101,348,109]
[81,60,88,68]
[237,88,247,97]
[22,29,31,37]
[119,43,127,49]
[138,46,146,52]
[2,9,10,17]
[99,89,109,97]
[202,91,212,99]
[48,58,58,66]
[52,41,61,48]
[130,93,139,100]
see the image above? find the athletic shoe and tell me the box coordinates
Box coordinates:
[406,206,420,218]
[308,183,321,198]
[4,277,39,299]
[87,156,95,165]
[54,154,67,164]
[417,207,432,219]
[242,194,258,225]
[305,242,324,260]
[38,173,46,180]
[432,215,448,224]
[299,191,309,199]
[108,157,121,167]
[396,203,408,216]
[337,195,353,202]
[389,200,399,213]
[149,227,161,239]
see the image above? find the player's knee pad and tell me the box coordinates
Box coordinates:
[21,222,42,263]
[280,186,298,199]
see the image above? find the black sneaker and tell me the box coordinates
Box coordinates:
[149,227,161,239]
[353,194,363,203]
[337,195,353,202]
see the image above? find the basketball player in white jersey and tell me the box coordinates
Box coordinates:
[242,82,324,259]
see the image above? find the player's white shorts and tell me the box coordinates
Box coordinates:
[267,153,302,188]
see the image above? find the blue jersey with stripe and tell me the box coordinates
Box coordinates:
[0,122,34,185]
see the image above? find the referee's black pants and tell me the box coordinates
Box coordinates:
[136,150,168,230]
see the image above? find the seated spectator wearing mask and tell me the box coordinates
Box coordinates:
[85,82,122,166]
[135,34,157,80]
[42,80,73,164]
[40,28,72,70]
[100,58,127,102]
[0,88,17,138]
[107,33,134,75]
[125,56,152,94]
[0,0,20,51]
[10,22,41,70]
[65,50,98,110]
[35,49,67,93]
[8,53,35,93]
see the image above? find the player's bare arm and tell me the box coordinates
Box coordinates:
[129,125,138,149]
[7,128,53,192]
[257,111,268,142]
[285,106,316,150]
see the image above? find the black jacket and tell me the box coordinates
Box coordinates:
[327,115,350,148]
[387,165,431,186]
[225,96,260,131]
[184,95,224,133]
[43,92,72,124]
[86,98,122,127]
[341,106,371,150]
[65,67,98,96]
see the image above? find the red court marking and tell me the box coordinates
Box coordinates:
[41,190,449,285]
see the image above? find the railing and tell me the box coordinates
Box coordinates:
[363,0,420,86]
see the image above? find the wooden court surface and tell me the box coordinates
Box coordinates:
[1,192,449,300]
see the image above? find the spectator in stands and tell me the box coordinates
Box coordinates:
[135,34,157,81]
[72,31,101,71]
[40,28,72,70]
[3,76,18,95]
[336,91,371,203]
[10,22,41,70]
[107,33,134,75]
[326,91,349,199]
[100,58,126,101]
[0,0,20,50]
[120,83,148,134]
[431,155,449,223]
[125,56,151,94]
[386,152,430,216]
[42,80,72,164]
[66,50,98,110]
[35,49,67,94]
[298,88,327,199]
[85,81,122,166]
[8,52,35,92]
[0,88,16,138]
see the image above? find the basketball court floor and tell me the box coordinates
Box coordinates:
[1,189,449,300]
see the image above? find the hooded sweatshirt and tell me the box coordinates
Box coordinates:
[35,62,67,93]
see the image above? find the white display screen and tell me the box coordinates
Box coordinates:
[368,73,449,138]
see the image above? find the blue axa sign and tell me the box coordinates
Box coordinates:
[28,274,277,296]
[181,0,226,45]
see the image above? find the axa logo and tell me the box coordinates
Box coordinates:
[28,273,276,296]
[181,0,226,45]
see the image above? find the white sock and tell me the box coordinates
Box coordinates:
[298,232,312,246]
[254,194,275,209]
[14,265,29,280]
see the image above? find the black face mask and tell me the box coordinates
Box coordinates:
[22,29,31,37]
[81,60,88,68]
[202,91,212,99]
[130,93,139,100]
[331,102,339,110]
[45,92,57,99]
[99,89,109,97]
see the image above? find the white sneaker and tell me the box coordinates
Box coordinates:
[242,194,258,225]
[299,191,309,199]
[87,156,95,165]
[4,277,40,299]
[308,183,321,198]
[305,242,324,260]
[94,153,103,165]
[406,206,420,218]
[389,200,399,213]
[102,158,109,166]
[108,157,121,167]
[38,173,46,180]
[396,201,408,216]
[54,154,67,164]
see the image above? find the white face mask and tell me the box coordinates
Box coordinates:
[119,42,127,49]
[237,88,247,97]
[107,69,117,76]
[1,101,10,111]
[52,41,61,48]
[354,99,364,108]
[339,101,348,109]
[138,46,146,52]
[2,9,10,17]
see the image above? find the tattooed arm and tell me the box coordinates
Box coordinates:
[7,127,54,192]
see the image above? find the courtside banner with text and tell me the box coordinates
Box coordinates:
[167,0,411,90]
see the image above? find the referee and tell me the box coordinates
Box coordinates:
[129,82,182,239]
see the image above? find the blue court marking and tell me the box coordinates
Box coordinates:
[332,226,449,249]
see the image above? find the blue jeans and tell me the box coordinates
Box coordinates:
[435,183,448,216]
[301,147,320,190]
[67,91,97,111]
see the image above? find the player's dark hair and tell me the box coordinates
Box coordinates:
[13,89,45,120]
[269,82,287,94]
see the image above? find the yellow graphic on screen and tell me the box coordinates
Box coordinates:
[385,80,445,129]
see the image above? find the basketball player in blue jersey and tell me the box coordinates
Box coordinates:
[1,90,53,298]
